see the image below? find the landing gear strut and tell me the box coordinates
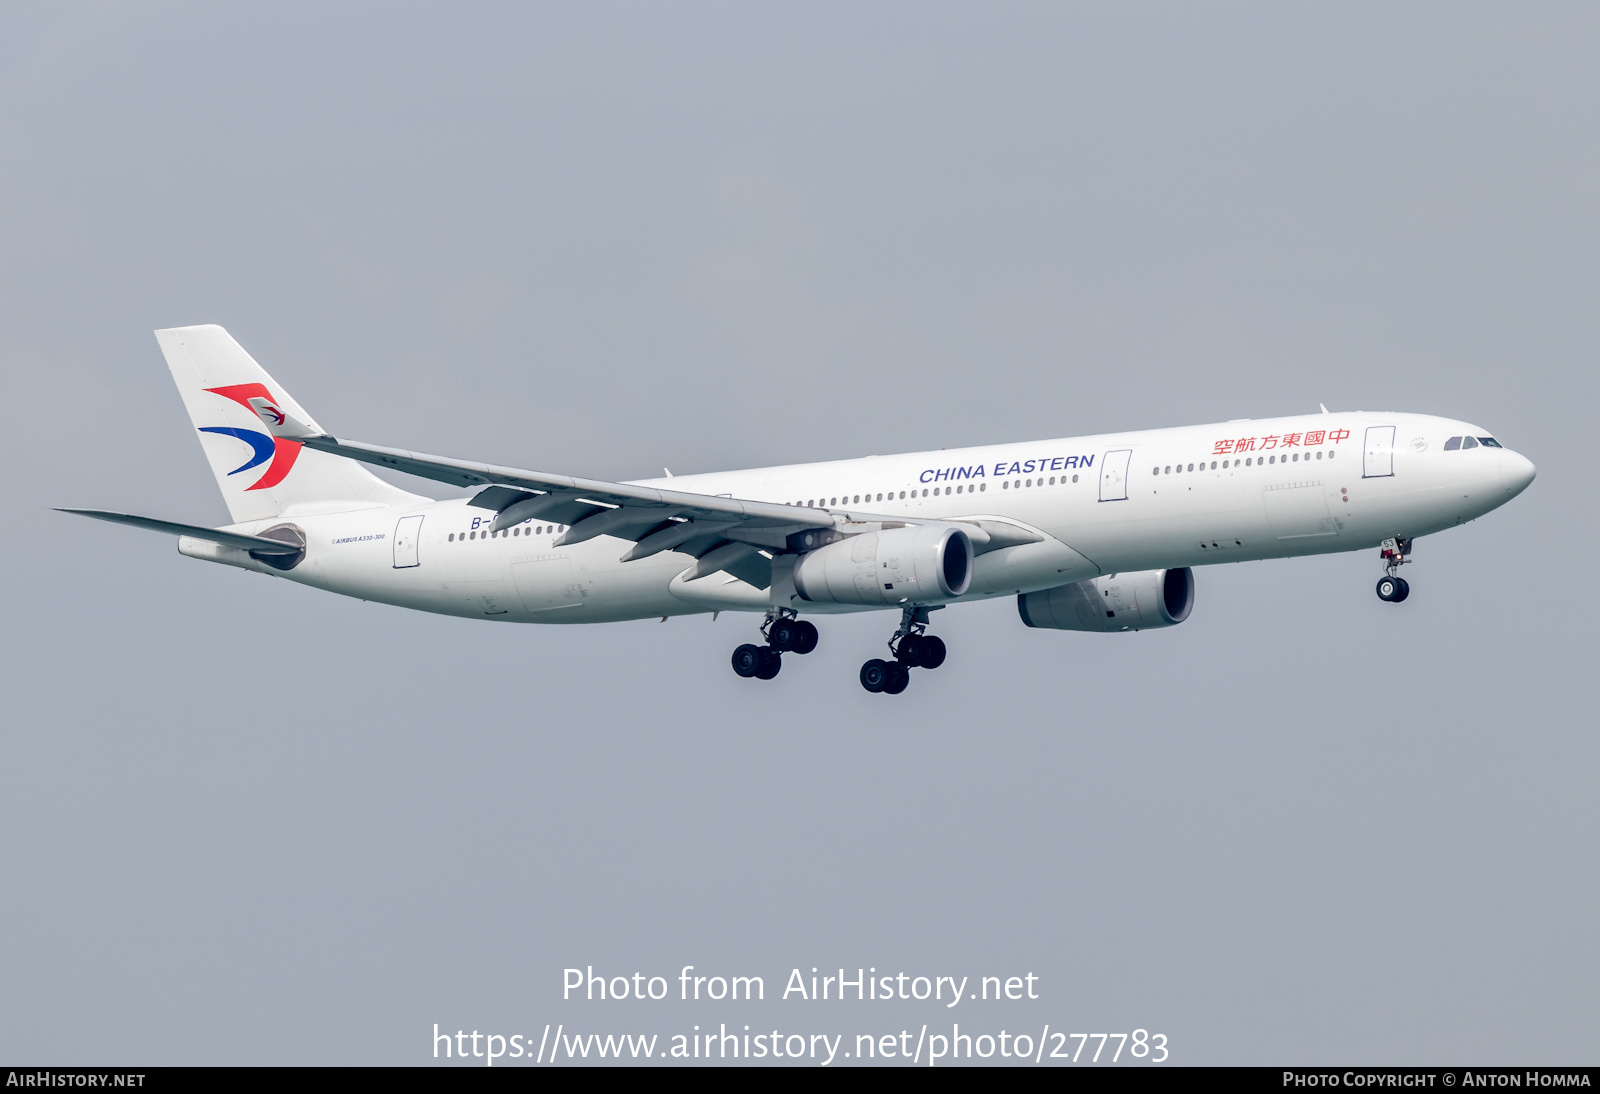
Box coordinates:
[1375,537,1412,603]
[860,606,947,695]
[731,609,818,681]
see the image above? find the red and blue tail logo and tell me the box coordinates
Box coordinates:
[198,384,302,491]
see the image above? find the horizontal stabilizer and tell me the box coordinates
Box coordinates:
[55,509,303,554]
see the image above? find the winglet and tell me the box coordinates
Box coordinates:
[247,396,321,439]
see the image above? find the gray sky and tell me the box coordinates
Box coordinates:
[1,2,1595,1065]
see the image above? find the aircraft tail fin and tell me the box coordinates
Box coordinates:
[155,324,424,523]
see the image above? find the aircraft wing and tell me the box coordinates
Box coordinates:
[297,435,841,587]
[292,430,1045,589]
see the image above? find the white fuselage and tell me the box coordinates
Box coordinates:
[195,411,1534,624]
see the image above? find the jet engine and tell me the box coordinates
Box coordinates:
[1017,567,1194,632]
[793,526,973,606]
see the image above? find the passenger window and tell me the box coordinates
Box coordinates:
[1478,437,1502,448]
[1071,474,1078,483]
[980,482,987,491]
[1462,437,1479,449]
[1210,461,1217,469]
[1443,437,1461,450]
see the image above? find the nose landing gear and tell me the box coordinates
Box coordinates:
[1375,537,1412,603]
[859,606,947,695]
[1375,575,1409,602]
[730,610,819,681]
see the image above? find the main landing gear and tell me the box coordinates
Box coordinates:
[860,607,948,695]
[1375,536,1413,603]
[731,610,818,681]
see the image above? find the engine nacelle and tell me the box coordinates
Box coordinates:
[1017,567,1194,632]
[793,525,973,606]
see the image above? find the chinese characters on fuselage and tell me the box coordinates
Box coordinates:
[1213,429,1349,456]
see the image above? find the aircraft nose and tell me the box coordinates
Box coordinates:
[1501,450,1536,496]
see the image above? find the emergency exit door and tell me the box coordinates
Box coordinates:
[1099,449,1132,501]
[392,514,424,568]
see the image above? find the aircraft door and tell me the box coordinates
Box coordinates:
[1099,448,1132,501]
[392,514,423,568]
[1363,426,1396,479]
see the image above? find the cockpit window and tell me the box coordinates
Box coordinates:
[1462,436,1479,449]
[1443,436,1462,451]
[1478,437,1502,448]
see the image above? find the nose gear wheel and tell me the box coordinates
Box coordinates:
[1375,537,1414,604]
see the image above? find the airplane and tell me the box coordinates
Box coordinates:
[62,325,1536,694]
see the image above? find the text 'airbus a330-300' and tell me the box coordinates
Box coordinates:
[62,325,1536,694]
